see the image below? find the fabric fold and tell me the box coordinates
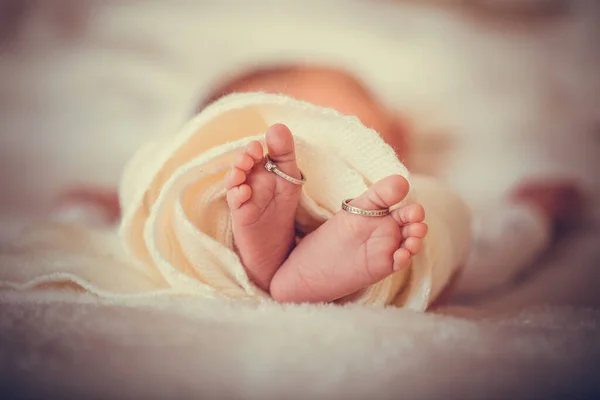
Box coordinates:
[0,92,471,309]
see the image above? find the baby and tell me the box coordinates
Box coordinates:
[56,65,582,304]
[212,65,581,304]
[206,66,430,304]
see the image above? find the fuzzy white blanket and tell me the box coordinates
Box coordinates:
[1,290,598,399]
[1,1,599,398]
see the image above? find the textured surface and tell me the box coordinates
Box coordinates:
[1,291,599,399]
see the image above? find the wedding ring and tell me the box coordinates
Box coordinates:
[341,198,390,217]
[264,154,306,185]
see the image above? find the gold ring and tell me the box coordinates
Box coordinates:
[341,198,390,217]
[264,154,306,185]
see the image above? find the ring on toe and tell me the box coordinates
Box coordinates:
[341,198,390,217]
[264,154,306,185]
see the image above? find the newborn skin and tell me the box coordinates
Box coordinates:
[225,123,428,303]
[224,124,303,291]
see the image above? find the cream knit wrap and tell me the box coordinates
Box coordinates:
[0,93,471,309]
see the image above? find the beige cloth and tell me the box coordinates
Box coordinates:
[0,93,471,309]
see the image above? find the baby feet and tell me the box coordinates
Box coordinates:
[225,124,303,291]
[226,123,428,303]
[270,174,427,304]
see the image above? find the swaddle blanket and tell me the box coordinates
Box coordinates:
[0,93,471,309]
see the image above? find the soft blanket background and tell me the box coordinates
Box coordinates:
[0,1,599,398]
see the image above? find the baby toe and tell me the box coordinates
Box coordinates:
[402,237,423,255]
[226,184,252,210]
[392,204,425,225]
[246,141,264,162]
[225,167,247,190]
[402,222,428,239]
[265,124,295,161]
[264,124,302,182]
[349,175,409,212]
[235,153,256,171]
[392,248,412,271]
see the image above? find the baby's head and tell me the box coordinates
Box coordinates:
[210,66,408,160]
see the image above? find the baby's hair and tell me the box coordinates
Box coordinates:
[200,65,380,111]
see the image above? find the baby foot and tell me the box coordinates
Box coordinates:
[270,175,427,304]
[225,124,303,291]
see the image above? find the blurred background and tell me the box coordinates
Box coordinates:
[0,0,598,308]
